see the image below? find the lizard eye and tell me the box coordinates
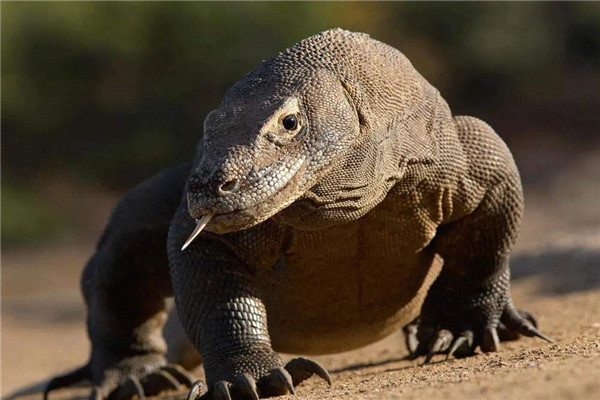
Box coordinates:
[282,114,299,131]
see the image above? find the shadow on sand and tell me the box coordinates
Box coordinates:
[5,246,599,400]
[511,247,600,295]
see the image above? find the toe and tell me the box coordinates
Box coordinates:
[89,387,103,400]
[501,307,553,343]
[517,309,538,328]
[446,331,474,360]
[213,381,232,400]
[111,376,145,400]
[140,370,181,396]
[186,380,206,400]
[285,357,331,387]
[162,364,195,387]
[233,374,259,400]
[403,323,419,355]
[259,367,295,396]
[424,329,453,364]
[497,321,521,341]
[480,328,501,353]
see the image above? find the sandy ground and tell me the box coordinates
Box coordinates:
[2,150,600,400]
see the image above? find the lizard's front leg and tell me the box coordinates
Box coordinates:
[45,163,196,400]
[411,179,551,361]
[168,206,330,399]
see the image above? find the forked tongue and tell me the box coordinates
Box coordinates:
[181,213,214,251]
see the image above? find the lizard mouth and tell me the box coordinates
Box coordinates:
[181,161,308,251]
[180,210,248,251]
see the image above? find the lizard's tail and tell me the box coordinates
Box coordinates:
[44,364,89,400]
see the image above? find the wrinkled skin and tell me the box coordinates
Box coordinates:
[186,68,360,234]
[45,29,550,400]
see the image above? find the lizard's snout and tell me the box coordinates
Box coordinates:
[186,153,306,234]
[186,170,243,214]
[187,166,242,195]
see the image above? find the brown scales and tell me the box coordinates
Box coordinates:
[45,29,551,400]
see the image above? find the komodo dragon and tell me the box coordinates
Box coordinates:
[45,28,551,400]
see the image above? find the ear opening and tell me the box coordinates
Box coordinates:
[340,79,368,131]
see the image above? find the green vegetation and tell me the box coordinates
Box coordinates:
[2,2,599,245]
[1,179,62,246]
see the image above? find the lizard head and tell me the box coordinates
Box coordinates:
[181,29,438,249]
[183,64,361,242]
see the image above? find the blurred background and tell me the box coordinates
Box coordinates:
[2,2,599,397]
[2,1,599,247]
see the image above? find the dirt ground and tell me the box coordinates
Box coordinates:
[2,149,599,400]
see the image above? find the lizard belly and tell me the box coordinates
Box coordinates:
[259,195,443,354]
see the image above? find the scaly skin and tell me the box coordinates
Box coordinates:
[45,29,550,400]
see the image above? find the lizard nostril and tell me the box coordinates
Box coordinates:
[219,178,238,194]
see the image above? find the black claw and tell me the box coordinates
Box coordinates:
[423,350,436,364]
[131,376,146,400]
[139,370,182,396]
[446,331,474,360]
[271,367,296,395]
[481,328,500,353]
[424,330,453,364]
[213,381,232,400]
[163,364,195,387]
[187,380,204,400]
[502,308,554,343]
[409,342,428,361]
[113,376,145,400]
[515,313,553,342]
[306,359,332,386]
[44,365,89,400]
[411,325,436,361]
[285,357,331,387]
[446,336,466,360]
[524,325,554,343]
[236,374,259,400]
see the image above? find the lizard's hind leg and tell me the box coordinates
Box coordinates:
[45,163,196,400]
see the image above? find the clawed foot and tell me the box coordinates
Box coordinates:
[92,363,195,399]
[45,356,195,400]
[189,358,331,400]
[404,306,552,363]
